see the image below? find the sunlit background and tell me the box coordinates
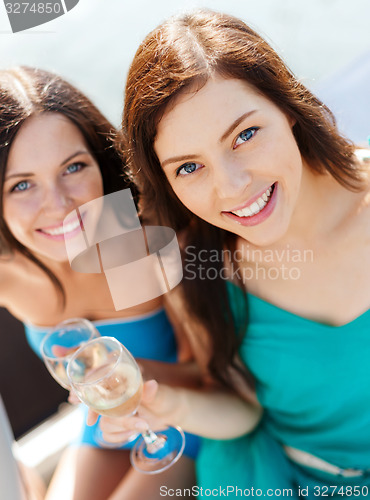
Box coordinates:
[0,0,369,141]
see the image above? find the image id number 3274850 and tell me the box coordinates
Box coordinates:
[313,485,369,496]
[5,3,61,14]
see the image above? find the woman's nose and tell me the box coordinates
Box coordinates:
[213,158,252,200]
[42,184,73,216]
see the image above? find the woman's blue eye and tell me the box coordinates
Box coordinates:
[234,127,259,148]
[176,162,202,177]
[65,162,85,174]
[12,180,30,192]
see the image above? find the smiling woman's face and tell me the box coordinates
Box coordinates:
[2,112,104,262]
[154,76,304,246]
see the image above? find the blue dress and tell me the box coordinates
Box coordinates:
[196,284,370,497]
[24,308,200,459]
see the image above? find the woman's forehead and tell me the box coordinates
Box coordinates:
[6,113,88,173]
[156,77,265,139]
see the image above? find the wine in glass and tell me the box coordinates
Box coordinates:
[40,317,100,389]
[67,336,185,474]
[40,318,121,447]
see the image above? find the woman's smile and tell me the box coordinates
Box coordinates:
[222,182,278,226]
[36,215,84,241]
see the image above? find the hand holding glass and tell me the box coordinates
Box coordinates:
[67,336,185,474]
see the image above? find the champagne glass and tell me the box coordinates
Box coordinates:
[67,336,185,474]
[40,318,100,389]
[40,318,122,448]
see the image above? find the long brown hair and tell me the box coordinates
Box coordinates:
[121,9,361,389]
[0,66,132,307]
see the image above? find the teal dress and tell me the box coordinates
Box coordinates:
[196,284,370,497]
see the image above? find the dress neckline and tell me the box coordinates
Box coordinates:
[247,291,370,329]
[24,306,165,332]
[227,281,370,329]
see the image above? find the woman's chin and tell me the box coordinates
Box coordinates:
[32,247,70,265]
[238,222,290,248]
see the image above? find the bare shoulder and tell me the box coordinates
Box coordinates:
[0,256,17,306]
[0,251,38,309]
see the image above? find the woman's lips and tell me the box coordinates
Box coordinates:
[36,216,84,241]
[222,183,278,227]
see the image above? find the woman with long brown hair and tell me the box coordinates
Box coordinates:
[100,9,370,497]
[0,66,202,500]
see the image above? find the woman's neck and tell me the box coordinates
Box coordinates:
[280,162,361,246]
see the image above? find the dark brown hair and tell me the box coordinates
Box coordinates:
[121,9,361,390]
[0,66,132,306]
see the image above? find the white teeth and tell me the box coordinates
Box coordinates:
[41,219,80,236]
[63,220,81,234]
[250,202,260,213]
[231,185,273,218]
[256,198,265,209]
[234,206,252,217]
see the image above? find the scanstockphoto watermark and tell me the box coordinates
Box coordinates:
[3,0,79,32]
[160,485,295,496]
[184,245,314,281]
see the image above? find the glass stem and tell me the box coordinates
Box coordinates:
[142,428,166,454]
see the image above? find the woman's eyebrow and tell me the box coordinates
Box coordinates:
[4,172,34,181]
[219,110,258,143]
[161,154,202,169]
[4,150,90,182]
[59,150,90,167]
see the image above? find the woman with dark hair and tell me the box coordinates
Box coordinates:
[103,9,370,497]
[0,66,201,500]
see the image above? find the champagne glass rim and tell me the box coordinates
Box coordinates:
[40,317,98,363]
[67,336,137,388]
